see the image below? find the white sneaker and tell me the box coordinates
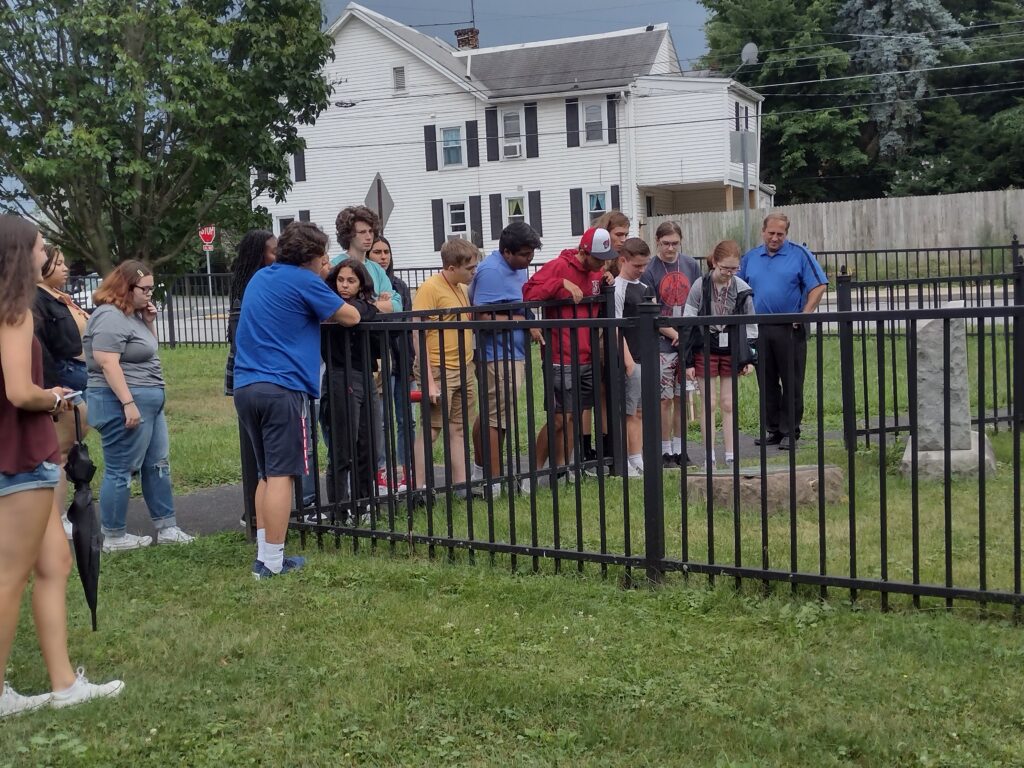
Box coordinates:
[0,682,50,718]
[102,532,152,552]
[627,462,643,478]
[49,668,124,710]
[61,514,73,539]
[156,526,195,545]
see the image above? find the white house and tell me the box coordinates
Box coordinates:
[254,3,764,268]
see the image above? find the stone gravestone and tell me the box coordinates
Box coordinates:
[901,300,996,478]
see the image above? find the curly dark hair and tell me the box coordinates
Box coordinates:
[229,229,275,305]
[325,258,375,303]
[277,221,329,267]
[335,205,379,251]
[0,215,41,326]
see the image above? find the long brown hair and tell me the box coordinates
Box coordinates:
[94,260,152,314]
[706,239,742,271]
[0,214,41,326]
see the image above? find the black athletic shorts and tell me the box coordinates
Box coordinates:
[234,382,309,479]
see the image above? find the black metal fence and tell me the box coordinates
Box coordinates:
[233,261,1024,611]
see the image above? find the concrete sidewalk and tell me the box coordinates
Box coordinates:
[123,430,840,538]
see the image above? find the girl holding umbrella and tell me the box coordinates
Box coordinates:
[0,214,123,717]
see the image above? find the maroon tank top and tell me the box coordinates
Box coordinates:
[0,336,60,474]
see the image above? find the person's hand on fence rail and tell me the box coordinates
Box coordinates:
[562,279,584,304]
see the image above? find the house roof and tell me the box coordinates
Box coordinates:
[329,4,680,101]
[457,25,678,98]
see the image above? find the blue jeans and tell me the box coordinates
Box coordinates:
[88,386,177,537]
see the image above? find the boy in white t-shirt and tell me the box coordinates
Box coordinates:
[612,238,655,476]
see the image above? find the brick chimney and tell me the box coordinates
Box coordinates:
[454,27,480,50]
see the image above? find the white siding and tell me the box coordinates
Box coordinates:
[255,17,637,268]
[631,78,732,187]
[725,93,761,187]
[650,35,681,75]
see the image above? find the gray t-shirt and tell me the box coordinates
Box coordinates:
[640,254,702,353]
[84,304,164,388]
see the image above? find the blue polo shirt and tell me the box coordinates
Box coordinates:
[233,263,344,397]
[469,249,528,361]
[738,240,828,315]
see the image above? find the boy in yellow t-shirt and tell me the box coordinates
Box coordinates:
[411,238,479,493]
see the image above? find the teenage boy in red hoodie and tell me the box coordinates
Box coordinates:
[522,227,617,484]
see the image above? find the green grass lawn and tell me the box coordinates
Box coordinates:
[4,534,1024,767]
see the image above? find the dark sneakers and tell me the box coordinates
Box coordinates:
[252,555,307,581]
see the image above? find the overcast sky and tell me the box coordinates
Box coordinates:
[323,0,710,67]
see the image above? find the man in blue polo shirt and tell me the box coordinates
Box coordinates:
[738,212,828,450]
[469,222,542,496]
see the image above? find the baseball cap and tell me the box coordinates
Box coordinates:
[578,227,616,260]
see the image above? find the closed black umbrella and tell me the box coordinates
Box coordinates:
[64,406,100,631]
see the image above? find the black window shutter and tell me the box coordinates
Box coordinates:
[610,185,620,212]
[469,196,483,248]
[744,105,749,130]
[525,103,539,158]
[466,120,480,167]
[298,209,310,222]
[606,95,617,145]
[489,194,503,240]
[256,169,268,183]
[485,107,499,162]
[431,199,445,251]
[565,98,579,148]
[734,102,740,131]
[528,190,543,237]
[424,125,438,172]
[569,188,584,237]
[293,149,306,182]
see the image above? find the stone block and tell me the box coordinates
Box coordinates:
[683,464,845,515]
[900,430,997,480]
[915,301,972,451]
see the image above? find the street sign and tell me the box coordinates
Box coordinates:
[198,225,216,246]
[729,131,756,164]
[363,173,394,230]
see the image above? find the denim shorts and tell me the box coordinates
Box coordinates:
[0,461,61,498]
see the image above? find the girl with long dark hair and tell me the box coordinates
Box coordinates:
[0,215,123,717]
[320,259,381,520]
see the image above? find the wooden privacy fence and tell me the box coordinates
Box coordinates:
[644,189,1024,260]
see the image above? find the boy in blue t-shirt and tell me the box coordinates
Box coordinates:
[234,221,361,579]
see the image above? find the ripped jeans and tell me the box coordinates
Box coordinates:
[87,385,177,537]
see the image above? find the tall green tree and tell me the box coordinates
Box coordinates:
[0,0,331,273]
[700,0,882,203]
[835,0,966,158]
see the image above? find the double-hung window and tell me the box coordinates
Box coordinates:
[501,108,523,159]
[447,201,468,237]
[583,102,604,143]
[441,127,463,167]
[506,196,526,225]
[587,191,607,223]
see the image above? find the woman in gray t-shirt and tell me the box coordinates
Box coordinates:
[83,261,193,551]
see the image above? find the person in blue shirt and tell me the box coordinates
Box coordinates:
[738,212,828,450]
[469,222,542,496]
[233,221,361,579]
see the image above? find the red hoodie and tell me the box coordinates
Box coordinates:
[522,248,604,365]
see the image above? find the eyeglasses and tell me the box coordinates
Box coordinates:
[716,265,740,273]
[134,285,155,295]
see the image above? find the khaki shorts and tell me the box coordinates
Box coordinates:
[476,359,525,430]
[414,365,476,429]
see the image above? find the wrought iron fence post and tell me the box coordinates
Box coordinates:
[837,266,857,449]
[601,283,626,477]
[637,299,665,584]
[164,280,177,349]
[1014,247,1023,427]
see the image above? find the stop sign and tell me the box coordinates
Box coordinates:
[198,226,216,245]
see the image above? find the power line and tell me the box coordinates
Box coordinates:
[755,56,1024,89]
[297,84,1024,152]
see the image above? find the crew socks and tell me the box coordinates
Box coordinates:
[725,452,734,462]
[256,529,267,564]
[671,437,683,455]
[628,453,643,470]
[661,440,672,454]
[264,543,285,574]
